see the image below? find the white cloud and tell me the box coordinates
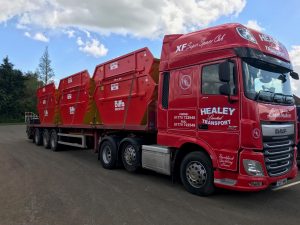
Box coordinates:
[24,31,49,42]
[289,46,300,97]
[64,29,75,38]
[77,37,108,58]
[245,20,265,32]
[0,0,247,38]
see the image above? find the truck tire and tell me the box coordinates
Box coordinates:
[50,130,59,151]
[121,139,141,172]
[34,128,43,146]
[99,140,117,169]
[180,152,215,196]
[43,129,50,149]
[26,126,33,140]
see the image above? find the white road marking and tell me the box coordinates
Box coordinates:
[273,181,300,191]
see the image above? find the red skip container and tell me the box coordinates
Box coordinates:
[58,70,98,125]
[93,48,159,130]
[37,83,59,125]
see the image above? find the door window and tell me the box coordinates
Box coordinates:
[201,63,236,95]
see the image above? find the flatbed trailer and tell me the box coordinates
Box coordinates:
[26,23,299,196]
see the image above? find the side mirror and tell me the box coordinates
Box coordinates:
[291,71,299,80]
[219,61,231,82]
[219,83,231,96]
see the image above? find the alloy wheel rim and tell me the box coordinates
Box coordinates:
[124,145,136,166]
[102,146,112,164]
[186,161,207,188]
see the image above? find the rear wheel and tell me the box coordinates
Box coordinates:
[26,126,33,140]
[121,139,141,172]
[180,152,215,196]
[50,130,59,151]
[43,129,50,149]
[99,140,117,169]
[34,128,42,146]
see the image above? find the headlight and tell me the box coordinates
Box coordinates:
[236,27,258,44]
[243,159,264,176]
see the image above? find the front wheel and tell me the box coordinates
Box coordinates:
[180,152,215,196]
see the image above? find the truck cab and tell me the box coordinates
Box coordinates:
[157,23,299,193]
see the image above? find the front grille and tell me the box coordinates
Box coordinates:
[263,137,294,177]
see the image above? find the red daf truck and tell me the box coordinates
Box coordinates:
[26,23,299,196]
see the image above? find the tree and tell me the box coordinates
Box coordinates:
[37,46,55,85]
[0,57,25,121]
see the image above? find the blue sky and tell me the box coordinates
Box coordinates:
[0,0,299,94]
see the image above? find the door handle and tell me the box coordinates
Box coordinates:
[198,124,208,130]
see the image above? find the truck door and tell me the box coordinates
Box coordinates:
[167,66,198,137]
[198,59,240,171]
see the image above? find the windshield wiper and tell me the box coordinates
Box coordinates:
[256,91,294,105]
[255,90,275,102]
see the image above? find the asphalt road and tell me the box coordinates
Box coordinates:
[0,125,300,225]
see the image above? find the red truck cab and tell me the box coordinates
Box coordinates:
[156,23,298,194]
[28,23,299,196]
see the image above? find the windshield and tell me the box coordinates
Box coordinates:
[242,60,294,105]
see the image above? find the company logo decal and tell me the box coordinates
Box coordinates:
[69,106,75,115]
[267,108,291,119]
[275,128,287,135]
[218,154,234,168]
[110,62,118,70]
[200,107,236,126]
[176,34,226,53]
[111,83,119,91]
[67,94,72,100]
[179,75,191,90]
[259,33,285,58]
[252,128,261,139]
[114,100,125,111]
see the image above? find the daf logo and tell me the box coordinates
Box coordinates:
[275,128,287,135]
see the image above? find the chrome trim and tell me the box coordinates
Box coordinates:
[142,145,171,175]
[267,161,290,170]
[264,147,292,156]
[263,140,293,149]
[265,154,291,163]
[262,124,294,137]
[214,178,237,186]
[269,169,289,177]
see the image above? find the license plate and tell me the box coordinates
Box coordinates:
[276,178,287,187]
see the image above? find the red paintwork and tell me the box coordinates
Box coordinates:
[58,70,92,125]
[159,23,289,72]
[34,23,297,192]
[93,48,159,130]
[157,23,297,191]
[36,83,57,125]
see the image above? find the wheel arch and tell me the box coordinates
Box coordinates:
[172,141,217,181]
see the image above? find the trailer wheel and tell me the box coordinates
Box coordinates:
[26,126,33,140]
[34,128,43,146]
[50,130,59,151]
[121,139,141,172]
[180,152,214,196]
[43,129,50,149]
[99,140,117,169]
